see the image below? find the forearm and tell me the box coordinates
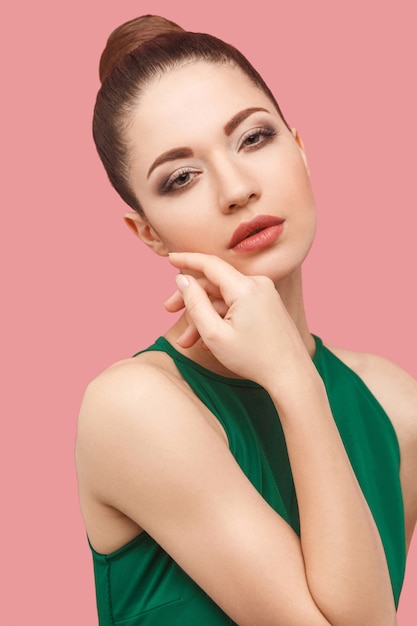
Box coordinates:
[167,254,398,623]
[267,368,397,625]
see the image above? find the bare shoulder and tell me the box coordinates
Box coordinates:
[77,349,225,447]
[76,349,228,487]
[77,355,168,440]
[79,349,187,413]
[76,354,183,476]
[326,344,417,443]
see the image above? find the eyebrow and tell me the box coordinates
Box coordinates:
[147,107,271,178]
[147,148,194,179]
[223,107,270,136]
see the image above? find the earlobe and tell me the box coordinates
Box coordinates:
[291,127,310,175]
[124,212,169,256]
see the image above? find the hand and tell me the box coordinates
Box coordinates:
[164,273,228,349]
[168,253,313,390]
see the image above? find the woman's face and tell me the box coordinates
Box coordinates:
[126,61,317,283]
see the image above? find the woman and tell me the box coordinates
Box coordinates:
[76,14,417,626]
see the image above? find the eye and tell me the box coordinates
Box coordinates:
[239,126,278,151]
[159,167,200,194]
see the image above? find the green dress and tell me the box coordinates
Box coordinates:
[90,336,406,625]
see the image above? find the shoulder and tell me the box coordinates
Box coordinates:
[76,351,228,483]
[77,350,202,442]
[326,344,417,548]
[83,352,165,393]
[327,346,417,439]
[76,356,178,467]
[325,344,417,456]
[80,349,185,406]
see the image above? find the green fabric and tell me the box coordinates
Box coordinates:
[90,336,406,624]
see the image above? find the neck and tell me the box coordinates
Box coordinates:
[274,267,314,355]
[164,267,315,378]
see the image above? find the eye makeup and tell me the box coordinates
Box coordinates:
[154,117,280,196]
[158,167,201,194]
[238,125,278,151]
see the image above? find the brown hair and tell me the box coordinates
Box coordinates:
[93,15,289,214]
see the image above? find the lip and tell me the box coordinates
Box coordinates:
[228,215,285,250]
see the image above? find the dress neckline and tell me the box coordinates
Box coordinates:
[143,334,323,387]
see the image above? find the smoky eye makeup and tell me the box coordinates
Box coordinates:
[237,124,279,151]
[154,118,280,195]
[158,166,201,195]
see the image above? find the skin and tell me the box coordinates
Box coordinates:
[126,61,317,364]
[76,61,417,626]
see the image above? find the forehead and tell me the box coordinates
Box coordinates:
[128,61,275,156]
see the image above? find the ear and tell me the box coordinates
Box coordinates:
[124,212,169,256]
[291,128,310,175]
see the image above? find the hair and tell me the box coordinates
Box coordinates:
[93,15,289,215]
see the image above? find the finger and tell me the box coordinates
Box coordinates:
[164,275,223,313]
[164,272,223,312]
[163,289,184,313]
[176,296,229,348]
[175,274,225,342]
[169,253,248,305]
[211,298,228,318]
[176,322,202,348]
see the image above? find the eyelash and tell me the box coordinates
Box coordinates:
[159,167,200,194]
[238,125,278,150]
[159,125,278,194]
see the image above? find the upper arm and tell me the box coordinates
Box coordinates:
[76,362,330,626]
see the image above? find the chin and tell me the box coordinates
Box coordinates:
[231,235,315,282]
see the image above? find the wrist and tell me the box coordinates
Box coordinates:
[262,355,325,405]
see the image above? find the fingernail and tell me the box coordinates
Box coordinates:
[175,274,190,292]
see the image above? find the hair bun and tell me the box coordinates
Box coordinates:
[99,14,185,83]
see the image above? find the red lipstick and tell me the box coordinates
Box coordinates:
[228,215,284,253]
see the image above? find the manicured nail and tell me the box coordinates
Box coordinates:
[175,274,190,292]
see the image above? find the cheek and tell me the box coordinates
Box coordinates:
[140,185,215,246]
[261,145,310,192]
[287,149,311,184]
[144,212,215,254]
[285,157,316,209]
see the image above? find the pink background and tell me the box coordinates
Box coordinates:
[3,0,415,623]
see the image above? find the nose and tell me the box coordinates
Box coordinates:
[214,157,261,214]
